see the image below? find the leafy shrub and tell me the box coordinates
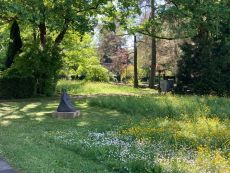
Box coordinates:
[0,69,35,98]
[85,65,109,82]
[12,41,62,96]
[73,57,109,82]
[121,65,134,83]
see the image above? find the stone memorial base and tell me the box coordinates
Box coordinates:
[53,110,80,119]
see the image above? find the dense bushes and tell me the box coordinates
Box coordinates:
[62,56,109,82]
[85,65,109,82]
[0,70,36,98]
[0,41,62,98]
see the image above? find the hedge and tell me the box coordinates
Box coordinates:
[0,75,36,99]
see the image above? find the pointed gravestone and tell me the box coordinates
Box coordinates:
[53,89,80,118]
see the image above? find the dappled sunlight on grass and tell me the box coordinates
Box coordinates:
[34,111,51,116]
[0,98,130,172]
[0,94,229,173]
[4,115,21,119]
[44,103,59,109]
[0,101,56,124]
[0,120,11,126]
[77,121,89,127]
[20,103,41,112]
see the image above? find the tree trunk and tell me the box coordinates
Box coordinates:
[38,23,46,48]
[54,20,69,47]
[149,0,156,89]
[54,27,68,47]
[33,26,37,41]
[134,35,138,88]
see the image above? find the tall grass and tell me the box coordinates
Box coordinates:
[56,80,154,95]
[88,94,230,119]
[87,94,230,172]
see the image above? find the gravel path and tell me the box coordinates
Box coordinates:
[0,158,17,173]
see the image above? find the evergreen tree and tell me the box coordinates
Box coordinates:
[177,20,230,95]
[5,20,22,68]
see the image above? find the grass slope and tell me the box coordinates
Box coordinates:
[0,99,123,173]
[0,81,229,173]
[56,80,154,96]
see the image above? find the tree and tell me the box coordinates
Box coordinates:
[61,32,109,81]
[98,28,129,82]
[0,0,110,48]
[116,0,182,88]
[176,0,230,95]
[98,29,125,63]
[0,0,134,96]
[112,48,129,82]
[5,20,22,68]
[133,35,138,87]
[149,0,156,88]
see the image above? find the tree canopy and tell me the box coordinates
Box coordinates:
[0,0,229,98]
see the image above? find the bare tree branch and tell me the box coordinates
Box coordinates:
[75,3,101,13]
[137,30,191,40]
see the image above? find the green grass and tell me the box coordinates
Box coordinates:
[0,99,125,173]
[88,95,230,119]
[88,95,230,172]
[0,83,230,173]
[56,80,155,95]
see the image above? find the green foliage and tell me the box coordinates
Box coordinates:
[0,69,35,99]
[121,65,147,83]
[85,64,109,82]
[61,32,109,82]
[176,19,230,95]
[73,58,109,82]
[12,40,62,96]
[121,65,134,83]
[0,24,10,70]
[88,94,229,172]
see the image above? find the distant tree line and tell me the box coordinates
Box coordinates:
[0,0,229,98]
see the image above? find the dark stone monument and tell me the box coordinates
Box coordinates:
[53,89,80,118]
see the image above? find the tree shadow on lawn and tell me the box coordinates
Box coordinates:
[0,98,158,172]
[0,98,131,131]
[0,98,167,173]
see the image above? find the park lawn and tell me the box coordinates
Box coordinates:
[56,80,155,96]
[0,99,122,173]
[0,94,229,172]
